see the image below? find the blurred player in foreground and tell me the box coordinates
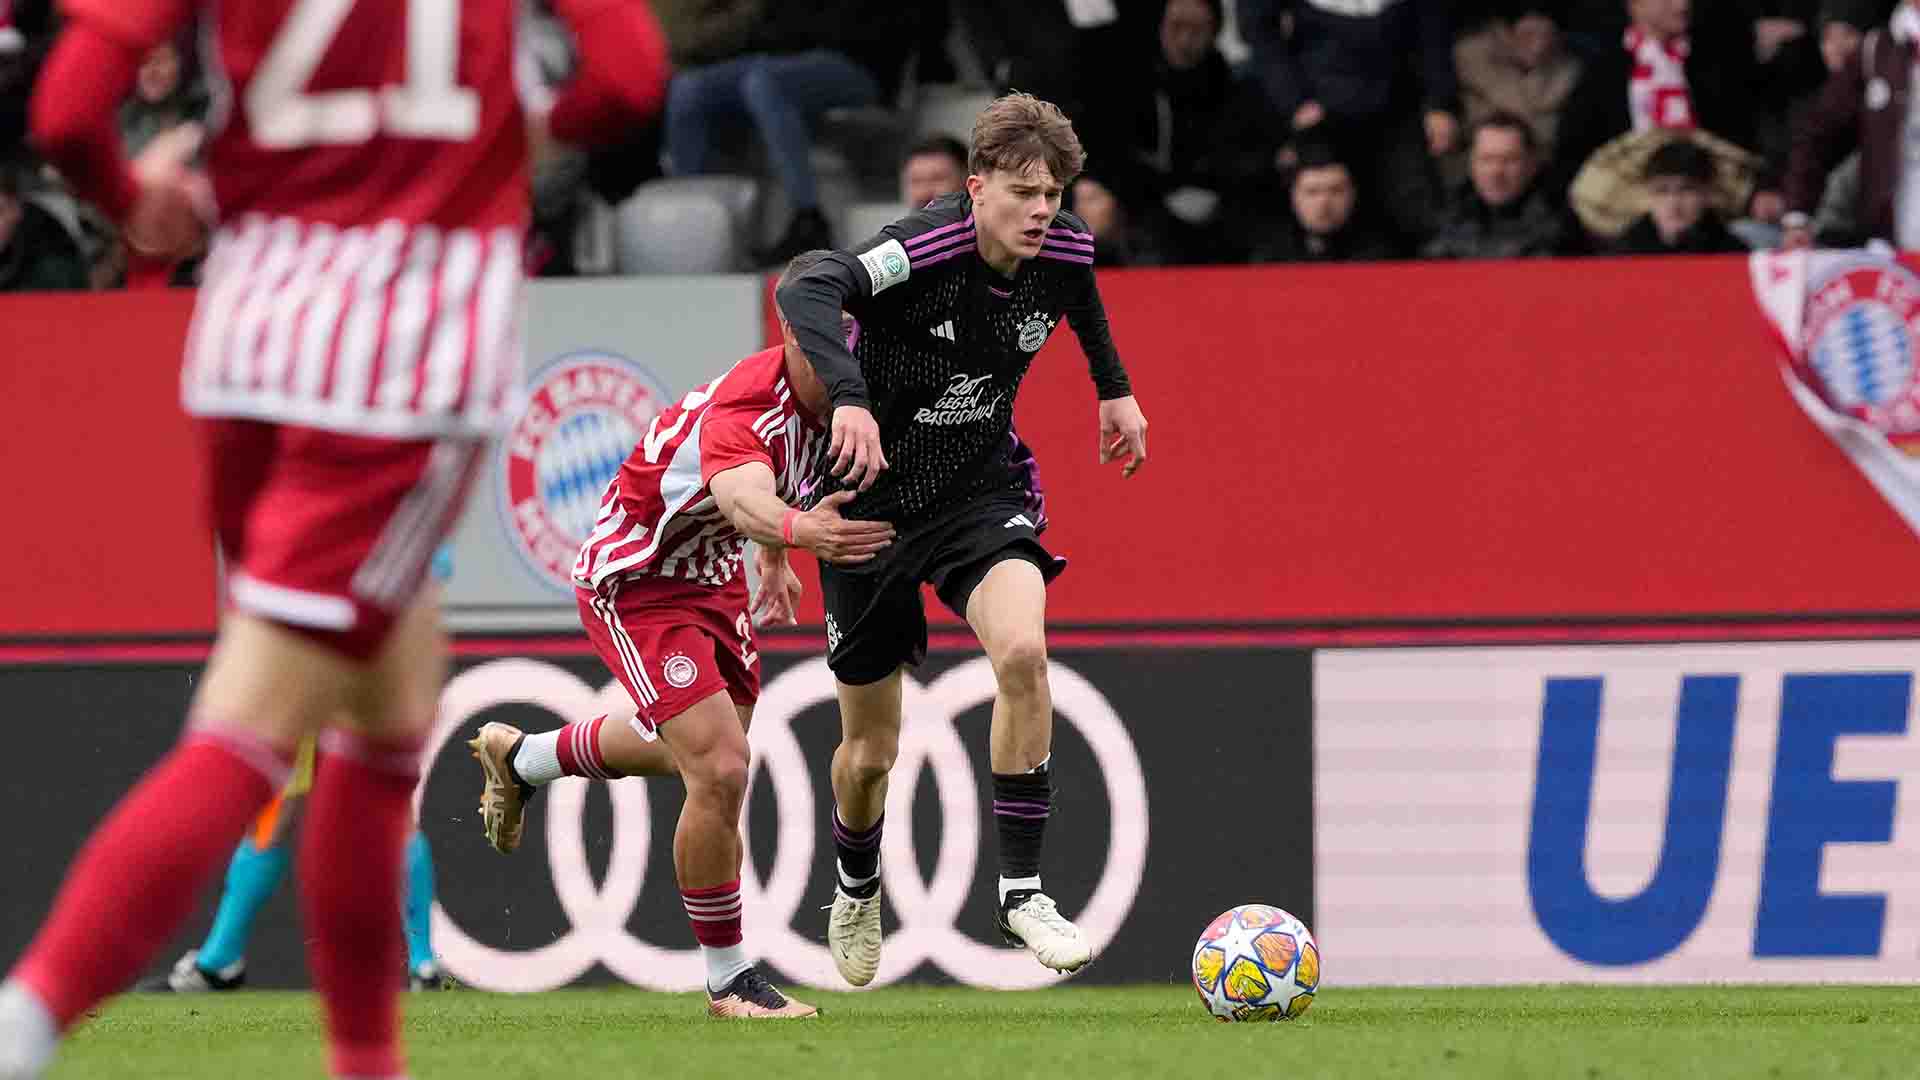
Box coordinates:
[147,551,459,996]
[0,1,667,1076]
[777,93,1149,984]
[469,252,894,1018]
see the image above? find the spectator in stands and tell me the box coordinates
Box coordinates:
[914,0,960,84]
[1782,0,1883,246]
[1783,0,1910,248]
[1551,0,1785,217]
[1250,139,1396,263]
[1614,137,1747,252]
[0,164,87,291]
[1454,2,1583,161]
[1237,0,1459,243]
[1425,112,1584,258]
[0,0,50,162]
[901,134,966,210]
[1073,0,1270,265]
[1814,0,1883,73]
[956,0,1159,135]
[119,40,206,157]
[1069,171,1155,266]
[654,0,915,263]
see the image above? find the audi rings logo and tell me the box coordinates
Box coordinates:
[421,656,1149,992]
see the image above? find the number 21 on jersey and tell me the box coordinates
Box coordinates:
[249,0,478,148]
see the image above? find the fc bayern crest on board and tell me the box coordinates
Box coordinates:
[1801,260,1920,448]
[498,353,669,592]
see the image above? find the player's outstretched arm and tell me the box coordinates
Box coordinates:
[542,0,671,148]
[708,464,895,565]
[1057,213,1148,476]
[31,7,204,258]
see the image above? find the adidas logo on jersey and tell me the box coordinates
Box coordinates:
[1004,514,1035,530]
[928,321,955,342]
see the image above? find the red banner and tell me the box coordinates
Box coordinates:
[7,256,1918,640]
[769,256,1920,630]
[0,290,216,637]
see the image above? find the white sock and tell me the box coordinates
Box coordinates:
[999,875,1043,905]
[703,944,752,993]
[511,730,563,786]
[0,979,59,1078]
[837,864,879,893]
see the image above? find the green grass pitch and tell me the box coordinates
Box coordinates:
[48,984,1920,1079]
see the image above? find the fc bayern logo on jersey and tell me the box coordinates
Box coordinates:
[1801,260,1920,445]
[499,353,670,592]
[1017,314,1056,353]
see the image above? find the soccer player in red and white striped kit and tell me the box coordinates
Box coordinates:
[469,252,897,1018]
[0,1,667,1077]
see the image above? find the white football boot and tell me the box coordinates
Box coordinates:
[827,887,883,987]
[998,891,1093,973]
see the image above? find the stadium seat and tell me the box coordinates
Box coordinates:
[844,201,910,245]
[752,149,864,262]
[612,176,759,274]
[913,86,998,145]
[815,105,909,185]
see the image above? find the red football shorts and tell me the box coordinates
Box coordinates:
[575,574,760,738]
[203,419,485,660]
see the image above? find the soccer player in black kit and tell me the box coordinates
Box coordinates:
[775,93,1149,984]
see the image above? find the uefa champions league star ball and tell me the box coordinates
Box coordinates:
[1190,904,1320,1022]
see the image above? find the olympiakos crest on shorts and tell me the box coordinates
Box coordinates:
[1754,250,1920,536]
[500,354,670,591]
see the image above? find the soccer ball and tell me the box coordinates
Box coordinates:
[1190,904,1320,1022]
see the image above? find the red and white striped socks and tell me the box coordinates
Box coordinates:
[511,715,617,785]
[682,880,750,991]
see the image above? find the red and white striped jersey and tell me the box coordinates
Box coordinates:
[162,0,532,437]
[181,214,523,437]
[574,346,824,590]
[62,0,529,437]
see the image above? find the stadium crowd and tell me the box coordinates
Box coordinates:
[0,0,1900,287]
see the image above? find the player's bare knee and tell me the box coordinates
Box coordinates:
[839,736,898,788]
[991,633,1050,695]
[689,747,750,812]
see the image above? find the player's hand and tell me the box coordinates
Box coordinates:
[794,489,895,565]
[127,122,209,261]
[1098,395,1148,478]
[829,405,889,491]
[751,545,803,627]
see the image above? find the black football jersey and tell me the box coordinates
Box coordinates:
[777,192,1132,526]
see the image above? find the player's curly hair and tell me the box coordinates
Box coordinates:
[968,92,1085,185]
